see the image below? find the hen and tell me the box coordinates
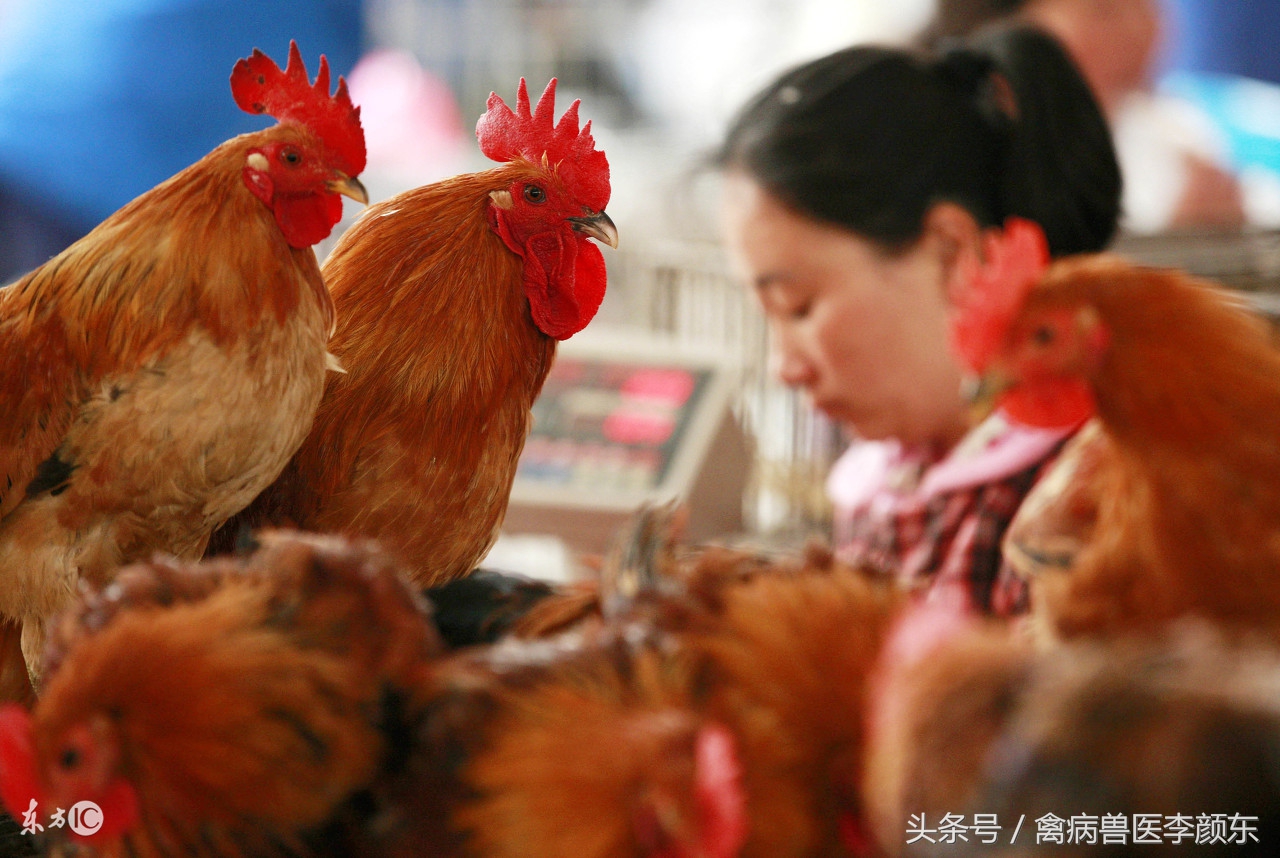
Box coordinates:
[862,614,1280,856]
[0,42,367,685]
[0,531,439,857]
[951,627,1280,857]
[211,78,617,586]
[953,222,1280,640]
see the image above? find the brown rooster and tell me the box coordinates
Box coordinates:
[953,224,1280,641]
[0,531,439,857]
[675,550,903,858]
[212,78,618,586]
[389,630,749,858]
[0,42,368,686]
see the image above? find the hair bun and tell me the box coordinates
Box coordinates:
[932,43,996,94]
[933,43,1017,129]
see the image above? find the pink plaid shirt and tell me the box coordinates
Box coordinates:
[827,415,1076,617]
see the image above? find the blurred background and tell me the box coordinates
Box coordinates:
[4,0,1280,572]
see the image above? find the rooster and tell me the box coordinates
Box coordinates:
[392,631,749,858]
[211,78,618,586]
[674,551,902,858]
[0,42,368,686]
[953,220,1280,641]
[501,503,904,858]
[0,531,439,857]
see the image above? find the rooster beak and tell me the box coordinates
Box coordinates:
[961,370,1012,425]
[328,173,369,205]
[569,210,619,249]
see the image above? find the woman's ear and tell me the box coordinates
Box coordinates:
[919,202,986,305]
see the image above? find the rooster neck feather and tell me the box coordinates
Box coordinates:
[300,166,555,492]
[1049,266,1280,492]
[3,126,333,381]
[325,165,554,404]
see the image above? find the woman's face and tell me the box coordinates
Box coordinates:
[721,173,971,450]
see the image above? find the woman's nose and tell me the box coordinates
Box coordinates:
[769,331,814,388]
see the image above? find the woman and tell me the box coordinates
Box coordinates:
[717,25,1121,615]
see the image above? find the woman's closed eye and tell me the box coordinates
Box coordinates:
[787,300,813,321]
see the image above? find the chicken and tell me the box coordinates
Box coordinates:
[675,550,903,858]
[952,627,1280,857]
[210,78,618,586]
[0,530,440,857]
[862,613,1280,857]
[953,222,1280,641]
[390,631,749,858]
[0,42,368,685]
[560,506,904,858]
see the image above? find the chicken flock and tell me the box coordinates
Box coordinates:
[1,41,1280,858]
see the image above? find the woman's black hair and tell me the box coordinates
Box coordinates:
[716,25,1121,257]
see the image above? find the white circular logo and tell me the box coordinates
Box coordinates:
[68,801,103,836]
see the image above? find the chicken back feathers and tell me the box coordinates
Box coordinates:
[212,79,616,586]
[0,44,366,682]
[421,635,747,858]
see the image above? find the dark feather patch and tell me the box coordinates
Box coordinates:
[421,569,555,648]
[377,686,416,778]
[24,450,76,499]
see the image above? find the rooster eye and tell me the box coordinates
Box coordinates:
[523,185,547,204]
[60,747,80,769]
[281,148,302,166]
[1032,325,1056,346]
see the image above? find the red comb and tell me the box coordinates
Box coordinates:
[230,40,366,176]
[950,217,1050,372]
[475,78,610,211]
